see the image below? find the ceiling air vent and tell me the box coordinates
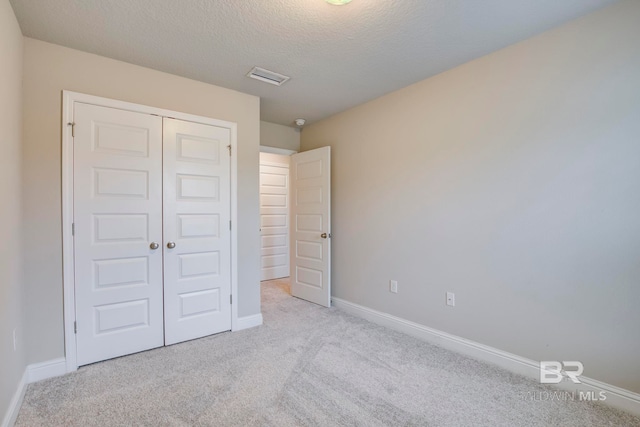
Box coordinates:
[246,66,290,86]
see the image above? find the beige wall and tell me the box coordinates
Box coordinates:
[301,0,640,393]
[260,121,300,151]
[0,0,25,420]
[22,38,261,364]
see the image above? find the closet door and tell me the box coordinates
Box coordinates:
[74,103,164,366]
[163,118,232,345]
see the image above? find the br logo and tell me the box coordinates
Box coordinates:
[540,361,584,384]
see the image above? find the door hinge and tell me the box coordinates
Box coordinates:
[230,294,232,305]
[68,122,75,137]
[229,220,232,230]
[74,321,77,334]
[227,145,231,156]
[72,223,75,236]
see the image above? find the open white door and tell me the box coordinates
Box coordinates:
[290,147,331,307]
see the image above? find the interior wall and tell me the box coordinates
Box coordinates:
[22,38,261,365]
[0,0,25,420]
[301,0,640,393]
[260,121,300,151]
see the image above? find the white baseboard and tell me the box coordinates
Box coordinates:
[234,313,263,331]
[1,370,27,427]
[2,357,69,427]
[27,357,67,384]
[332,297,640,417]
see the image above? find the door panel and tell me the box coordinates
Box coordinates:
[74,103,164,366]
[163,118,231,345]
[260,153,290,281]
[290,147,331,307]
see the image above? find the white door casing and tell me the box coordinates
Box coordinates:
[163,118,232,345]
[73,103,165,366]
[290,147,331,307]
[260,153,290,281]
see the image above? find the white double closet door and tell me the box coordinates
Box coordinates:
[73,103,231,366]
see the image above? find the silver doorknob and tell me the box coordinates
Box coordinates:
[321,233,328,239]
[149,242,159,250]
[167,241,176,249]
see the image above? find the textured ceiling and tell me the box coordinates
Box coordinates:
[10,0,618,126]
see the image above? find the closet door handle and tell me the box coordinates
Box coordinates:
[149,242,159,250]
[167,241,176,249]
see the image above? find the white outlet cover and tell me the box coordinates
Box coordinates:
[446,292,455,307]
[390,280,398,293]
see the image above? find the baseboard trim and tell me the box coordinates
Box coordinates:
[234,313,263,331]
[1,370,27,427]
[27,357,67,384]
[332,297,640,417]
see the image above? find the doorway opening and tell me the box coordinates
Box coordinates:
[259,145,332,307]
[259,150,292,281]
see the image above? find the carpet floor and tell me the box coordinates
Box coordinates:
[16,279,640,426]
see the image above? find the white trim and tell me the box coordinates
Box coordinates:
[26,358,67,384]
[332,297,640,417]
[259,145,296,155]
[2,358,69,426]
[259,159,290,168]
[62,91,239,371]
[1,370,27,427]
[62,93,76,372]
[230,123,239,332]
[234,313,263,331]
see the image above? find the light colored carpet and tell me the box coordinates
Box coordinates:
[16,279,640,426]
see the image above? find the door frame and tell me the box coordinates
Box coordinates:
[259,146,297,156]
[62,91,239,372]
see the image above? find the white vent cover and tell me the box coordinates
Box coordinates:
[246,67,290,86]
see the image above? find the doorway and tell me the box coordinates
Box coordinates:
[259,145,333,308]
[260,152,291,281]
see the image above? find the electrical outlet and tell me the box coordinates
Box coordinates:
[13,329,17,351]
[446,292,455,307]
[389,280,398,293]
